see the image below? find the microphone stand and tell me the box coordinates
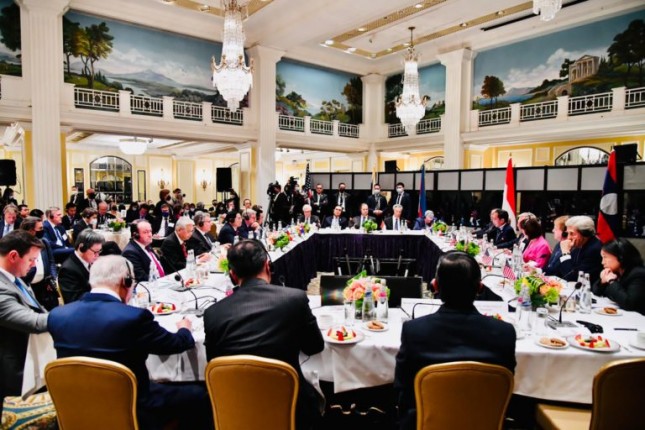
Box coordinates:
[134,281,152,305]
[546,282,581,329]
[396,248,403,277]
[412,302,440,319]
[344,247,351,276]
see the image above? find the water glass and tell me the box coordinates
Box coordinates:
[343,300,355,327]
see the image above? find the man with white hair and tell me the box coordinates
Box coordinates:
[238,208,261,239]
[48,255,211,430]
[296,204,320,226]
[544,215,603,283]
[160,217,207,274]
[414,210,435,231]
[384,204,409,231]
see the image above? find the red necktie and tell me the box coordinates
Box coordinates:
[181,242,188,258]
[147,248,165,278]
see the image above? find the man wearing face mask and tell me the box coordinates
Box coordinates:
[73,208,98,239]
[366,184,387,226]
[20,217,59,310]
[389,182,411,221]
[153,203,174,238]
[78,188,100,212]
[334,182,352,218]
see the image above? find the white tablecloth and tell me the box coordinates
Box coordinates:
[96,229,131,250]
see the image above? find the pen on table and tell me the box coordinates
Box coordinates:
[613,328,638,331]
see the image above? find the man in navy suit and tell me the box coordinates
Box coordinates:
[123,220,165,283]
[48,255,211,430]
[394,251,516,430]
[322,205,348,229]
[388,182,412,220]
[42,207,74,261]
[491,208,517,249]
[20,217,59,310]
[0,204,22,238]
[204,240,324,430]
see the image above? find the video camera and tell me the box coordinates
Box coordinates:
[267,181,280,198]
[284,176,298,195]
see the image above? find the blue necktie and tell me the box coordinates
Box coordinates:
[14,278,40,308]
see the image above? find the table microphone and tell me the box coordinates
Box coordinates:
[412,302,440,319]
[134,281,152,304]
[182,295,218,316]
[547,282,582,329]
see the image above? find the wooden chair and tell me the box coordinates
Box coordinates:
[536,358,645,430]
[45,357,138,430]
[414,361,514,430]
[205,355,299,430]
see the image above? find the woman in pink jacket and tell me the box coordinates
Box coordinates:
[521,217,552,269]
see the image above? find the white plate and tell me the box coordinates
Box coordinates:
[535,337,569,350]
[629,341,645,351]
[594,307,622,316]
[148,302,179,315]
[325,329,365,345]
[363,321,389,332]
[567,336,621,353]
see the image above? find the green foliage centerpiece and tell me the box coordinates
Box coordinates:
[362,219,378,233]
[514,275,562,308]
[455,240,480,257]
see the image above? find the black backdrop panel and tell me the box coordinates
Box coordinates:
[0,159,17,185]
[216,167,232,192]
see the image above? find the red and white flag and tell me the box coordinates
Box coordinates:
[481,248,492,266]
[502,158,517,229]
[597,151,619,243]
[502,259,516,280]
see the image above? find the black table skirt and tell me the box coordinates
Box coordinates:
[271,233,444,290]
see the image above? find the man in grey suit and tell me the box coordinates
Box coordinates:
[203,240,324,430]
[0,231,48,415]
[350,203,376,229]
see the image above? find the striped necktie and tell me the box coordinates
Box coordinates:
[14,278,40,309]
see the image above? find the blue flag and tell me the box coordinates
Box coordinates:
[418,165,427,218]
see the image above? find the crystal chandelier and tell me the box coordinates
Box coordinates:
[395,27,428,135]
[211,0,254,111]
[533,0,562,22]
[118,137,150,155]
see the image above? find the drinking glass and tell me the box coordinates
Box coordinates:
[343,300,355,327]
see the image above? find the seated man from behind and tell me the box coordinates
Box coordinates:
[58,229,104,303]
[48,255,211,430]
[394,251,516,430]
[203,240,324,430]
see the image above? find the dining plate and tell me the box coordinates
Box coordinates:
[567,335,620,353]
[325,328,365,345]
[629,341,645,351]
[148,302,179,315]
[593,307,622,316]
[363,321,389,332]
[535,336,569,350]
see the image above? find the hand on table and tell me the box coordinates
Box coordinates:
[176,317,192,331]
[197,253,211,263]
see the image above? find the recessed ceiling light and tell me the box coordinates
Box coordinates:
[497,10,505,16]
[358,27,366,32]
[199,5,210,12]
[414,3,423,8]
[371,53,376,58]
[325,39,334,45]
[403,42,410,47]
[161,0,175,4]
[387,48,393,52]
[460,22,468,27]
[347,47,357,52]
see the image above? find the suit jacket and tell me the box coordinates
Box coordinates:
[186,229,213,257]
[388,192,412,220]
[493,224,517,249]
[271,192,291,225]
[473,221,496,239]
[544,236,603,284]
[383,216,409,230]
[413,217,433,231]
[0,271,48,408]
[394,305,516,430]
[122,240,153,283]
[217,223,238,246]
[23,238,57,285]
[322,216,348,229]
[160,233,187,273]
[43,220,71,250]
[334,191,352,214]
[296,214,320,226]
[203,279,324,428]
[350,215,375,229]
[310,192,329,218]
[592,266,645,315]
[61,214,78,231]
[72,219,92,240]
[152,215,174,237]
[77,197,100,213]
[96,212,116,226]
[238,221,261,240]
[48,293,195,409]
[0,218,21,238]
[58,252,90,303]
[366,193,387,216]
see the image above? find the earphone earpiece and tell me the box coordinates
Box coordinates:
[123,263,134,288]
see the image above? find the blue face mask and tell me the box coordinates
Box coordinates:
[162,212,169,218]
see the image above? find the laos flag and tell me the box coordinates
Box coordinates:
[597,151,619,243]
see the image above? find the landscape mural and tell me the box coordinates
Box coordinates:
[385,63,446,124]
[62,11,244,108]
[473,9,645,110]
[0,0,21,76]
[276,59,362,125]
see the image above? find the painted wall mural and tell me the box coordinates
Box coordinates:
[276,59,362,125]
[384,63,446,124]
[473,9,645,110]
[62,11,243,108]
[0,0,21,76]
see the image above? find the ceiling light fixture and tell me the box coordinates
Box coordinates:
[211,0,254,111]
[118,137,150,155]
[533,0,562,21]
[414,3,423,9]
[199,4,210,12]
[325,39,334,45]
[395,27,428,135]
[358,27,366,32]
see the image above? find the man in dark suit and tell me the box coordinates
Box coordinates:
[96,201,116,226]
[61,203,78,230]
[160,217,206,274]
[123,220,165,283]
[388,182,412,220]
[73,208,97,239]
[366,184,387,226]
[491,208,517,249]
[383,204,409,231]
[544,215,603,284]
[0,204,21,238]
[217,211,242,246]
[322,205,348,229]
[413,210,435,231]
[238,209,262,239]
[0,231,48,416]
[394,251,516,430]
[334,182,352,218]
[204,240,324,430]
[310,183,329,220]
[270,184,290,227]
[187,212,215,256]
[58,229,104,303]
[48,255,211,430]
[77,188,100,213]
[473,209,497,239]
[297,204,320,227]
[68,186,83,207]
[350,203,375,229]
[43,207,74,261]
[20,217,59,310]
[152,203,174,238]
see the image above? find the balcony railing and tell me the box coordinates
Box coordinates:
[173,100,202,121]
[74,88,119,111]
[417,117,441,134]
[212,106,243,125]
[131,95,163,117]
[568,92,613,116]
[278,115,305,132]
[478,107,511,127]
[520,100,558,122]
[310,119,333,135]
[626,87,645,109]
[339,123,359,138]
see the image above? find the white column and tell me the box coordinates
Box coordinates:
[246,45,284,210]
[437,48,476,170]
[361,73,386,141]
[367,143,378,173]
[19,0,70,208]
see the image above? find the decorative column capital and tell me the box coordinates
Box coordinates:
[247,45,285,65]
[361,73,386,85]
[437,48,477,66]
[18,0,70,15]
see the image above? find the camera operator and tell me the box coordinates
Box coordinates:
[269,183,290,228]
[172,188,185,206]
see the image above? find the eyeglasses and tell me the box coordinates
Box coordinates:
[88,248,102,256]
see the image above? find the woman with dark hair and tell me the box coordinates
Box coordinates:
[521,218,552,269]
[1,187,17,206]
[29,208,44,220]
[592,238,645,315]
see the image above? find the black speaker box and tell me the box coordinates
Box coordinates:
[614,144,638,163]
[384,160,398,173]
[216,167,232,192]
[0,159,17,186]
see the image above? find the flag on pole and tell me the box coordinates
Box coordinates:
[370,166,377,188]
[502,259,516,280]
[597,150,619,243]
[418,164,427,218]
[303,163,313,200]
[502,158,517,230]
[481,248,492,266]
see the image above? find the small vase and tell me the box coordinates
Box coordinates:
[354,300,363,320]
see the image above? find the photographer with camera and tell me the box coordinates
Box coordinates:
[269,183,290,228]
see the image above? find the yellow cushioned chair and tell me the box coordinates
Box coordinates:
[45,357,138,430]
[205,355,299,430]
[536,358,645,430]
[414,361,514,430]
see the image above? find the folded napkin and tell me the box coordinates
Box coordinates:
[21,332,56,398]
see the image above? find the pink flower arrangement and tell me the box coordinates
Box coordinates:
[342,271,390,309]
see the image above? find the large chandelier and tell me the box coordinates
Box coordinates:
[119,137,150,155]
[211,0,254,111]
[533,0,562,22]
[395,27,428,135]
